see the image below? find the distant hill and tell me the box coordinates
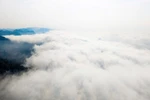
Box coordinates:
[0,27,50,35]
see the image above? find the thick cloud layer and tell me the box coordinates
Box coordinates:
[1,31,150,100]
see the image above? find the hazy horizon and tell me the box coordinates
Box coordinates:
[0,0,150,33]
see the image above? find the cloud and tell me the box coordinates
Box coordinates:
[0,0,150,99]
[1,31,150,100]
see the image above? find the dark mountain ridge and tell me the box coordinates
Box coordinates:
[0,27,50,35]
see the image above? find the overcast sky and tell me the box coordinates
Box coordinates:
[0,0,150,33]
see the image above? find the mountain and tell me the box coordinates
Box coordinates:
[0,58,28,75]
[0,36,33,75]
[0,40,33,63]
[0,27,50,35]
[0,27,49,75]
[0,36,10,41]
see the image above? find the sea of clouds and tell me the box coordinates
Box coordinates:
[1,31,150,100]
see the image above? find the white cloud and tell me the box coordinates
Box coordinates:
[1,0,150,99]
[1,31,150,100]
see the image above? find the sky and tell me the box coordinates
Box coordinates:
[0,0,150,33]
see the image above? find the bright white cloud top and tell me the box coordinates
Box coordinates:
[1,31,150,100]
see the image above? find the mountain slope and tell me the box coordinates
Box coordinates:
[0,36,33,74]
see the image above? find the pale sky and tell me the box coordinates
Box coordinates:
[0,0,150,33]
